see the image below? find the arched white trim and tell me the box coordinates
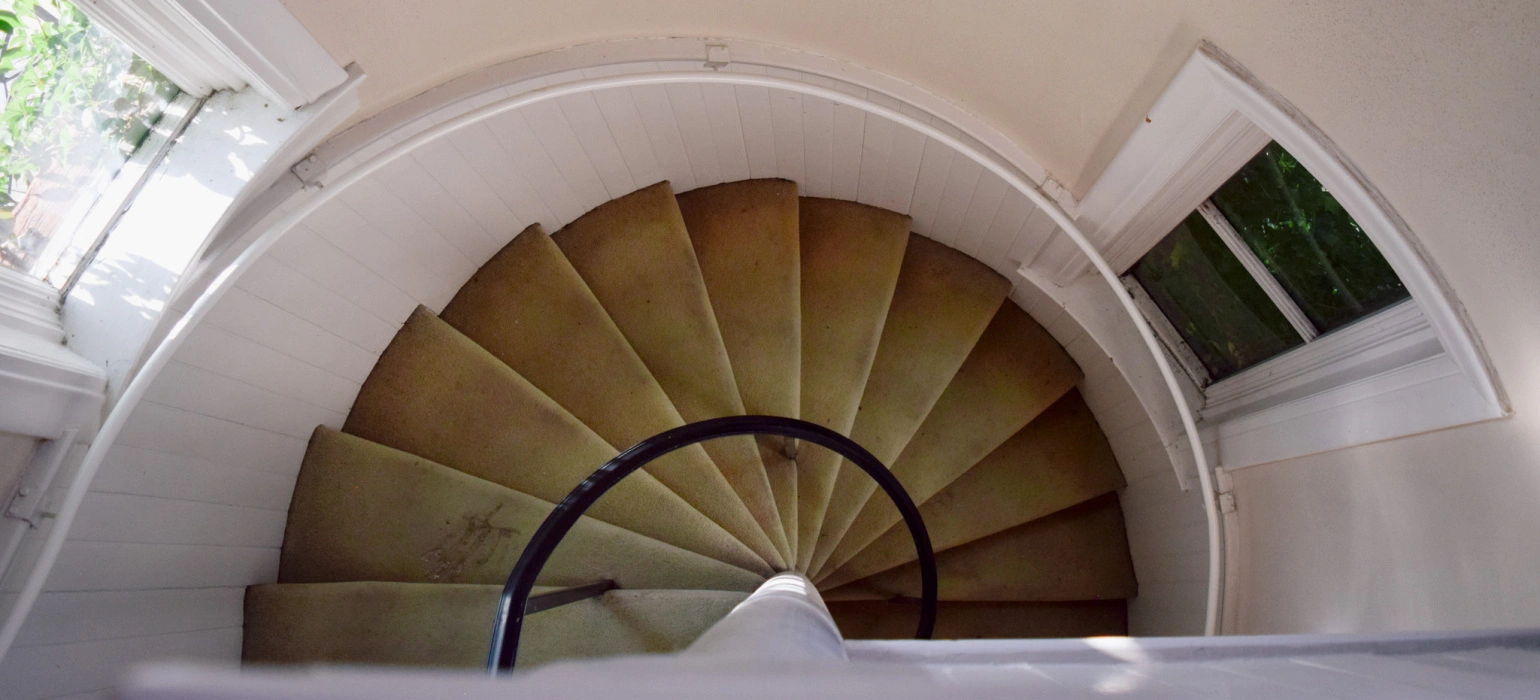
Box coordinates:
[0,57,1227,660]
[301,38,1073,211]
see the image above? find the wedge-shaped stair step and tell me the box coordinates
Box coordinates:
[679,180,802,561]
[809,235,1010,574]
[830,493,1136,601]
[815,304,1082,580]
[439,225,783,569]
[758,440,799,552]
[818,391,1119,590]
[794,199,912,568]
[281,428,764,591]
[829,599,1127,640]
[552,182,786,565]
[244,582,748,669]
[343,308,769,575]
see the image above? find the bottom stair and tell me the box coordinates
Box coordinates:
[828,599,1128,640]
[244,583,749,669]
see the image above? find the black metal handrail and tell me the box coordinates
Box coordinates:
[487,415,938,673]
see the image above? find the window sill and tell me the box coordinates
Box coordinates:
[1202,348,1500,470]
[1201,300,1437,424]
[1194,300,1503,469]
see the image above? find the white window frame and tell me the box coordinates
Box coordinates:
[0,0,352,441]
[1041,43,1506,470]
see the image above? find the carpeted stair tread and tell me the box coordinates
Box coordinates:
[814,303,1080,579]
[438,224,784,569]
[825,392,1127,587]
[244,582,748,669]
[342,308,769,575]
[678,179,802,564]
[793,197,911,569]
[677,179,802,424]
[280,428,765,591]
[808,234,1010,575]
[758,439,799,553]
[829,599,1127,640]
[817,391,1122,590]
[830,493,1137,601]
[552,181,785,567]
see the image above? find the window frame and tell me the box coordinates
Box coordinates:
[0,0,352,441]
[1037,43,1506,470]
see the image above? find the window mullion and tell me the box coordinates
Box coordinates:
[1196,200,1319,342]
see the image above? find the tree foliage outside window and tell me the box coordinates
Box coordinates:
[0,0,179,279]
[1128,141,1411,382]
[1210,143,1409,334]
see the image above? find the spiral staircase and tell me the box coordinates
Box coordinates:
[241,179,1135,669]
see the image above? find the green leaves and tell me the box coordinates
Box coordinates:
[0,0,178,210]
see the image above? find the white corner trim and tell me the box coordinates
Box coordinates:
[76,0,346,110]
[1049,42,1507,471]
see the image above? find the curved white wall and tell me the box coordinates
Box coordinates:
[0,47,1206,698]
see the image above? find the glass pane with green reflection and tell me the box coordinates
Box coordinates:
[1131,211,1304,380]
[1210,142,1410,333]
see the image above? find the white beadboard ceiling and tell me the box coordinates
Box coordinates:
[309,61,1071,299]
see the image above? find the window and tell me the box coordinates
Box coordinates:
[1126,142,1411,385]
[1031,44,1503,473]
[0,0,182,289]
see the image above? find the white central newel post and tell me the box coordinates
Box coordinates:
[684,572,847,662]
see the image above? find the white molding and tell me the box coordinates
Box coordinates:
[306,37,1052,193]
[1030,76,1270,280]
[1208,353,1490,469]
[1201,300,1437,422]
[76,0,346,110]
[1037,42,1506,471]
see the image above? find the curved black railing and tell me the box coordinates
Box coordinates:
[487,415,937,672]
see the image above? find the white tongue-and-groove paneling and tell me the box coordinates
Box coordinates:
[6,60,1190,697]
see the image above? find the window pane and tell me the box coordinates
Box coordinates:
[0,0,180,283]
[1131,211,1304,380]
[1210,142,1410,333]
